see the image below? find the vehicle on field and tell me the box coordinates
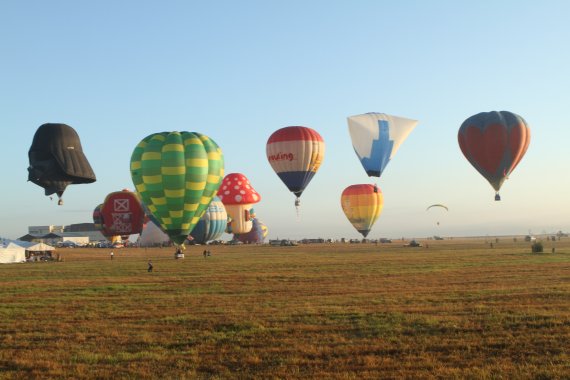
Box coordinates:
[57,241,79,248]
[405,240,422,247]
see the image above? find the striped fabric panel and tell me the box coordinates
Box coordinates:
[266,126,324,143]
[341,184,384,234]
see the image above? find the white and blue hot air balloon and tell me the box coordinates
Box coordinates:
[189,197,228,244]
[347,113,418,178]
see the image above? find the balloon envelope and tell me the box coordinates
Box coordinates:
[189,197,227,244]
[100,189,145,238]
[458,111,530,200]
[93,204,104,231]
[142,202,161,229]
[92,204,121,243]
[266,126,325,199]
[348,112,418,177]
[347,113,417,177]
[341,184,384,238]
[130,131,224,245]
[28,123,96,202]
[235,218,268,244]
[218,173,261,234]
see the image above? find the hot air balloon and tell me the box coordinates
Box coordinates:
[234,218,268,244]
[458,111,530,201]
[341,184,384,238]
[347,113,418,178]
[266,126,325,207]
[130,131,224,248]
[92,204,121,244]
[100,189,145,241]
[217,173,260,234]
[189,197,227,244]
[93,204,103,231]
[426,204,448,226]
[28,123,96,205]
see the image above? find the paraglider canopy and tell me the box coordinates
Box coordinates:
[426,204,449,212]
[426,204,448,227]
[28,123,96,204]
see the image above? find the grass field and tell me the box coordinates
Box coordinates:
[1,238,569,379]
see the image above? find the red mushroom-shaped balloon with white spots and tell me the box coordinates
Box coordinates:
[217,173,261,234]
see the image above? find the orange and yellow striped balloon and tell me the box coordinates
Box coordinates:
[340,184,384,238]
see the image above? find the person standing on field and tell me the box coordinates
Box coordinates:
[148,260,153,272]
[110,251,114,260]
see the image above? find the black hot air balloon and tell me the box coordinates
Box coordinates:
[28,123,96,205]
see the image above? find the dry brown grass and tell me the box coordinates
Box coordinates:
[0,238,569,379]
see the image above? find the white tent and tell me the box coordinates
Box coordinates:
[26,242,56,252]
[138,221,170,247]
[26,242,56,261]
[0,242,26,264]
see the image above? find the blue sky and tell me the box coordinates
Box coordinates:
[1,1,569,240]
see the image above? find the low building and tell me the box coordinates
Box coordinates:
[28,225,65,235]
[18,232,95,246]
[57,233,90,246]
[23,223,107,245]
[300,238,325,244]
[65,223,106,242]
[18,234,49,243]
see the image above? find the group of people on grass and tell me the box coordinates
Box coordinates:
[111,250,214,273]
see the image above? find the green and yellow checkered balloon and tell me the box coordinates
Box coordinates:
[130,132,224,245]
